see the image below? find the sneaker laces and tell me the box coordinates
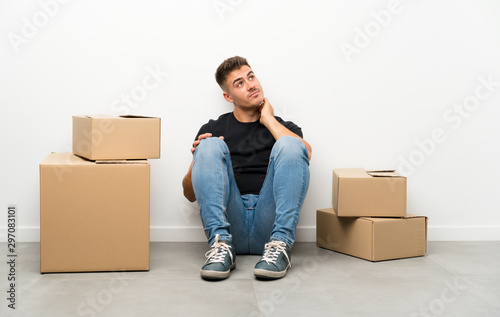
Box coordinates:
[205,235,234,264]
[261,240,290,266]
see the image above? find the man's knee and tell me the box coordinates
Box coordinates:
[194,137,228,158]
[272,136,307,158]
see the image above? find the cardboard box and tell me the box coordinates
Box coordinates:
[73,114,161,160]
[332,168,406,217]
[316,208,427,261]
[40,153,150,273]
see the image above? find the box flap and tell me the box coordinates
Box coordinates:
[360,215,427,222]
[333,168,369,178]
[405,214,427,219]
[41,153,149,165]
[334,168,404,178]
[366,170,403,177]
[119,115,159,119]
[95,159,148,165]
[41,153,91,165]
[73,114,159,119]
[79,114,115,119]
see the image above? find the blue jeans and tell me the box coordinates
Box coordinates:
[192,136,310,255]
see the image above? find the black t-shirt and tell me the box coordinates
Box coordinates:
[195,112,303,195]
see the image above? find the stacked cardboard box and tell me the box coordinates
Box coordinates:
[316,168,427,261]
[40,115,161,273]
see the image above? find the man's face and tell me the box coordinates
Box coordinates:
[222,65,264,109]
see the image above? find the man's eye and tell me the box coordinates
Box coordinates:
[249,76,254,80]
[236,82,242,87]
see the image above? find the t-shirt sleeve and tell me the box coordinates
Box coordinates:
[194,121,213,141]
[280,118,303,138]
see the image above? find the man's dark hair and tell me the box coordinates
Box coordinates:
[215,56,250,89]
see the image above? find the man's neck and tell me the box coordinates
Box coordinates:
[233,106,261,123]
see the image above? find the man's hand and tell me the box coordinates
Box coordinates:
[191,133,224,154]
[258,98,274,126]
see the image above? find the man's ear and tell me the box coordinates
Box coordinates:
[223,91,233,103]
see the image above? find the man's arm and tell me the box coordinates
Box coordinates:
[182,161,196,202]
[259,98,312,161]
[182,133,224,202]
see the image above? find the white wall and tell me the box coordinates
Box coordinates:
[1,0,499,242]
